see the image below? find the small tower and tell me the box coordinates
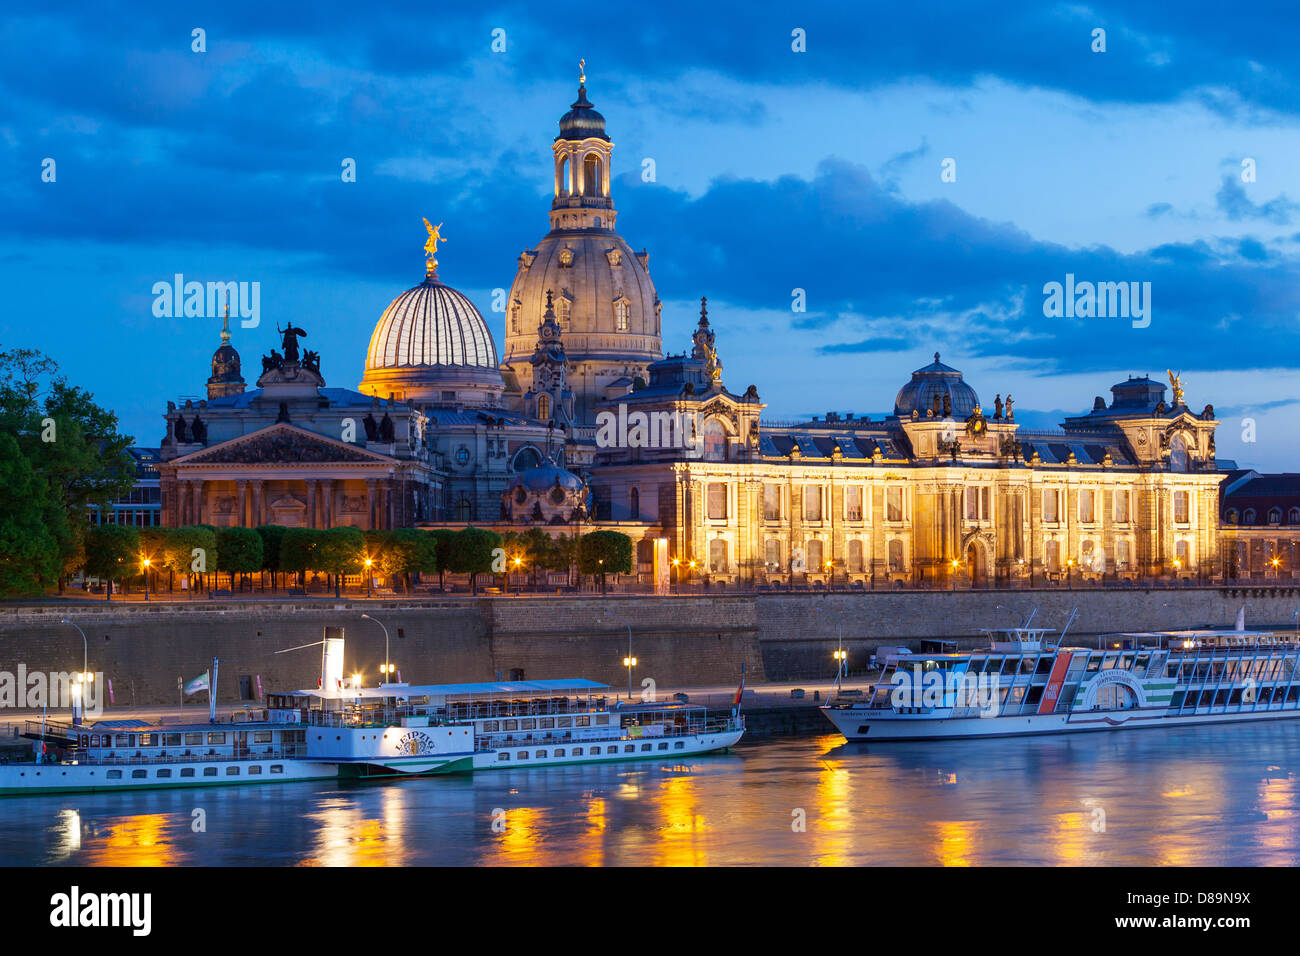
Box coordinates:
[527,290,575,428]
[691,296,722,383]
[206,294,246,399]
[551,59,615,231]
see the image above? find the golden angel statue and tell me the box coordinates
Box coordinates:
[1167,369,1185,406]
[423,218,445,274]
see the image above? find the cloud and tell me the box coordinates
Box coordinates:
[1216,174,1300,224]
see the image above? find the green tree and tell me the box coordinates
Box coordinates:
[0,348,135,587]
[578,530,633,595]
[83,523,140,600]
[0,433,61,597]
[256,524,287,590]
[216,526,263,591]
[317,526,365,597]
[428,529,458,591]
[162,526,218,596]
[448,527,501,595]
[279,528,321,588]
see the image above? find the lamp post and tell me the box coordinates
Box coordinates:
[671,557,680,595]
[364,558,373,598]
[605,610,634,699]
[361,613,393,685]
[833,647,848,691]
[824,560,834,591]
[1066,557,1075,590]
[60,619,90,726]
[687,559,696,594]
[142,557,151,602]
[951,558,961,591]
[511,556,523,595]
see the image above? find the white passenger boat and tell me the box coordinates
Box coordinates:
[0,630,744,795]
[822,622,1300,742]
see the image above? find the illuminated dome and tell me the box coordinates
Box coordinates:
[893,353,980,419]
[360,273,505,406]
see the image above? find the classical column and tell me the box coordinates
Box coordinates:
[236,481,248,528]
[192,480,204,525]
[252,481,265,527]
[365,479,377,530]
[322,480,334,528]
[306,480,318,530]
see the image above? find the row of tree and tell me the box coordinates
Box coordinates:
[80,523,635,598]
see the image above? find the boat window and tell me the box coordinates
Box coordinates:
[555,749,565,757]
[596,715,609,725]
[1036,657,1054,675]
[1086,656,1102,672]
[539,718,555,729]
[204,767,217,777]
[270,765,284,774]
[248,765,262,775]
[157,769,171,778]
[503,720,518,731]
[181,768,195,778]
[658,742,669,750]
[641,743,652,752]
[165,733,181,746]
[557,717,572,728]
[140,734,154,746]
[577,716,591,727]
[107,770,122,779]
[520,719,535,731]
[675,742,684,750]
[115,735,131,747]
[483,721,499,732]
[536,750,547,758]
[519,752,529,759]
[984,657,1002,673]
[590,746,600,754]
[573,747,583,756]
[208,733,227,745]
[254,731,273,744]
[1019,658,1036,675]
[498,753,509,761]
[185,733,203,745]
[132,769,147,779]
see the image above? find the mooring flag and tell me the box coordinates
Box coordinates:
[183,671,210,696]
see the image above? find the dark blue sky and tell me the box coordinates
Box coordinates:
[3,1,1300,468]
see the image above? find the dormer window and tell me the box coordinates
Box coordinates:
[614,297,629,331]
[557,293,571,327]
[1269,508,1282,525]
[558,248,574,268]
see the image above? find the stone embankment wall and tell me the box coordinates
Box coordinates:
[0,587,1293,704]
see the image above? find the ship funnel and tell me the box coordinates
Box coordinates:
[322,626,345,694]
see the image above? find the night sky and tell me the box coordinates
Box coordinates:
[3,1,1299,469]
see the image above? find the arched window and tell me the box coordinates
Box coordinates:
[1244,509,1257,524]
[1290,508,1300,525]
[537,394,551,421]
[557,155,569,196]
[614,299,629,331]
[1175,539,1190,568]
[556,296,570,327]
[1045,539,1061,572]
[456,496,472,522]
[848,539,864,573]
[512,447,541,472]
[629,487,640,521]
[510,303,521,334]
[709,537,728,572]
[703,420,726,461]
[1169,435,1189,472]
[887,539,905,572]
[583,155,602,196]
[764,539,781,569]
[1269,508,1282,524]
[1225,509,1238,525]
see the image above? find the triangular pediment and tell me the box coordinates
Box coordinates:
[172,423,398,466]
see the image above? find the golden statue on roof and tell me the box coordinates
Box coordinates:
[1167,369,1185,406]
[579,58,586,85]
[423,218,445,276]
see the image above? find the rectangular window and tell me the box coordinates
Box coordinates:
[1079,489,1095,523]
[503,720,518,731]
[248,765,262,775]
[573,747,583,756]
[225,766,239,776]
[886,486,903,522]
[184,733,203,746]
[1116,539,1131,568]
[557,717,571,728]
[253,731,273,744]
[765,538,781,569]
[1115,489,1130,523]
[204,767,218,777]
[207,733,226,745]
[804,486,822,522]
[590,747,600,755]
[763,484,782,521]
[707,482,728,520]
[595,715,609,725]
[1043,489,1059,523]
[539,718,555,729]
[181,768,196,778]
[156,769,172,778]
[482,720,499,732]
[965,486,991,521]
[165,733,181,746]
[576,716,591,727]
[498,752,510,761]
[520,719,535,730]
[554,749,565,757]
[845,486,862,521]
[1174,491,1190,523]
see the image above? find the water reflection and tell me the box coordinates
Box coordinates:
[2,723,1299,866]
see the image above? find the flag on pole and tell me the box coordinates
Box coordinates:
[183,671,209,696]
[732,674,745,713]
[255,674,263,700]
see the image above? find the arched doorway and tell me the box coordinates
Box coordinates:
[966,541,988,587]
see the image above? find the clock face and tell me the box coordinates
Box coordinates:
[455,447,471,466]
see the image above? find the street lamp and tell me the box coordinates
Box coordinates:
[833,647,848,690]
[824,560,833,591]
[511,555,523,595]
[364,557,373,598]
[687,559,696,594]
[142,557,151,602]
[951,557,961,591]
[605,610,634,699]
[60,619,90,725]
[361,613,394,685]
[671,557,680,595]
[1066,557,1075,590]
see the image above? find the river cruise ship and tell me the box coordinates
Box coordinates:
[822,624,1300,742]
[1,632,744,795]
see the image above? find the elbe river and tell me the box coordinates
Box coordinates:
[3,724,1298,865]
